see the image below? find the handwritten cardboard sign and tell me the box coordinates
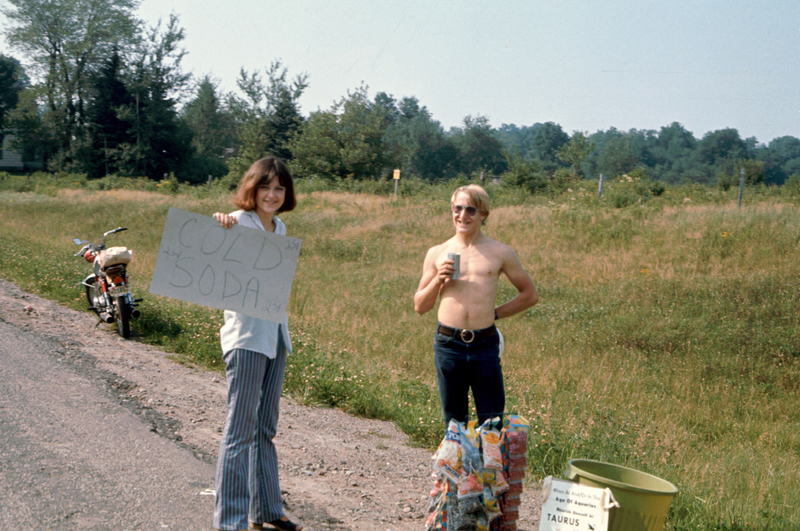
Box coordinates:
[149,208,302,322]
[538,477,617,531]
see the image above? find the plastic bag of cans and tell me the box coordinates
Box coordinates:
[426,415,530,531]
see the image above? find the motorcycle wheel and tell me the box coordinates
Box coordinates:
[85,282,102,310]
[113,295,131,338]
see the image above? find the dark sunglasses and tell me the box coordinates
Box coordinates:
[452,204,478,216]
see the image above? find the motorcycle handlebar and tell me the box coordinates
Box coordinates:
[74,227,126,256]
[103,227,128,238]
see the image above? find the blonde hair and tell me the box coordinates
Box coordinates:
[451,184,490,224]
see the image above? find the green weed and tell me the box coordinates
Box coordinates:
[1,177,799,529]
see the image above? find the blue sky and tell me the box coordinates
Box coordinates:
[3,0,799,144]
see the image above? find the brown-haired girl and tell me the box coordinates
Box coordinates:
[212,156,303,531]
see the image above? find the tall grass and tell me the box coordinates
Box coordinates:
[1,175,799,530]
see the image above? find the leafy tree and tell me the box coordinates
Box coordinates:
[0,54,28,139]
[183,76,232,158]
[495,123,542,160]
[717,159,765,190]
[736,158,765,186]
[450,115,507,177]
[769,136,800,162]
[584,128,618,178]
[382,96,458,181]
[693,128,748,182]
[529,121,569,169]
[645,122,697,183]
[382,99,422,175]
[81,50,134,177]
[6,87,58,165]
[415,133,459,181]
[627,129,658,168]
[226,61,307,173]
[289,86,390,180]
[373,91,399,125]
[597,134,638,178]
[398,96,425,120]
[181,75,234,181]
[2,0,140,158]
[502,148,547,193]
[696,128,747,165]
[757,136,800,185]
[556,131,594,176]
[656,122,696,156]
[262,87,304,162]
[120,15,193,179]
[785,158,800,179]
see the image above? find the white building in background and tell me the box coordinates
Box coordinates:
[0,133,43,171]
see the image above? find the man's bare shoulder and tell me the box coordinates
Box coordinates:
[477,235,515,256]
[425,237,458,258]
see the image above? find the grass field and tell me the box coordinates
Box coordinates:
[1,172,799,530]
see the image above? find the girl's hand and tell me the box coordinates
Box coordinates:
[213,212,238,229]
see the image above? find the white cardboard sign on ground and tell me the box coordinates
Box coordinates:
[149,208,302,323]
[538,476,617,531]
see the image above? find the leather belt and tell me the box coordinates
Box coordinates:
[437,324,497,344]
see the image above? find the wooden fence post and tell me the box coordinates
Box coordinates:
[738,168,745,209]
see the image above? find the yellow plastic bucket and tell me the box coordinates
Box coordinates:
[565,459,679,531]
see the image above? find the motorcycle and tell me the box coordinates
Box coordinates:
[73,227,142,338]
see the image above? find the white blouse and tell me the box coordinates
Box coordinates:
[219,210,293,358]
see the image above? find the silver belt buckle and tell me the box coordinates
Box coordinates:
[460,329,475,343]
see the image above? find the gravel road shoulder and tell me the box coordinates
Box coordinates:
[0,278,540,530]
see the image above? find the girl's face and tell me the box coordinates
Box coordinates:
[254,176,286,216]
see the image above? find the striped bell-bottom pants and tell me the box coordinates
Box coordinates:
[213,341,286,530]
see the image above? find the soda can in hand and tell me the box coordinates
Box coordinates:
[447,252,460,280]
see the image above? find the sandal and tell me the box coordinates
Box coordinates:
[266,517,303,531]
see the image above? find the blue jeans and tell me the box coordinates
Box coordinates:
[213,340,286,530]
[433,325,504,426]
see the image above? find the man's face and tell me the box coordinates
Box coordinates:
[451,192,485,233]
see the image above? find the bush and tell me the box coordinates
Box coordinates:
[214,169,244,192]
[501,157,548,194]
[396,175,435,197]
[181,155,229,184]
[602,167,665,208]
[550,168,582,195]
[717,172,736,191]
[784,174,800,196]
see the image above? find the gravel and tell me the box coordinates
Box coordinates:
[0,277,540,530]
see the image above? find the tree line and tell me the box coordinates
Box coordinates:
[2,0,799,188]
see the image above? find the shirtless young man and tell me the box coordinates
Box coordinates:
[414,184,538,426]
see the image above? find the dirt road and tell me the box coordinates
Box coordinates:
[0,313,214,529]
[0,278,540,530]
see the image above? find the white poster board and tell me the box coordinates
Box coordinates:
[149,208,302,323]
[538,477,617,531]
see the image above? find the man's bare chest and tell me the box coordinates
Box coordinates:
[441,249,501,282]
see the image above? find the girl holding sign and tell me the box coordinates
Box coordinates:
[212,157,302,531]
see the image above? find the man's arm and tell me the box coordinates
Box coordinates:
[495,247,538,320]
[414,246,454,315]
